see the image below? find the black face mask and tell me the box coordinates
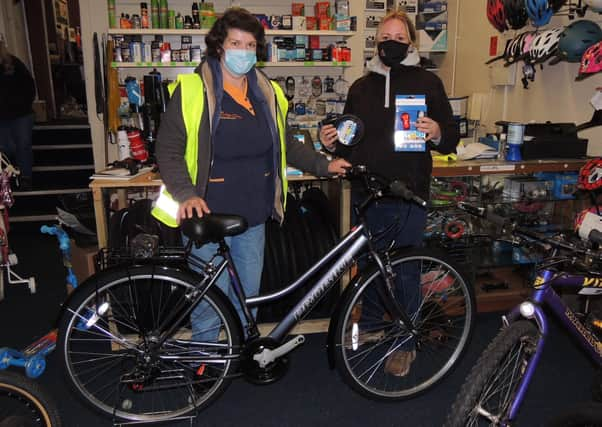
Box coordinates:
[377,40,410,69]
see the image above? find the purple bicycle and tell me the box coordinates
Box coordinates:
[445,204,602,426]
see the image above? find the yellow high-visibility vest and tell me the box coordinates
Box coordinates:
[152,72,289,227]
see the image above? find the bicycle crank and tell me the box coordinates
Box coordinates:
[240,336,305,385]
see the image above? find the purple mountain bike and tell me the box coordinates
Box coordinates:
[445,205,602,426]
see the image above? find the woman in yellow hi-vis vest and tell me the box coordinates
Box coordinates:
[153,8,349,341]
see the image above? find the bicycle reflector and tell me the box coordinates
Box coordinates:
[319,113,365,146]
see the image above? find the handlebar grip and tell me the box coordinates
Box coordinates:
[389,181,427,207]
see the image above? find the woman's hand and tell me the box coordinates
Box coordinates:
[177,196,211,223]
[416,116,441,141]
[328,158,352,175]
[319,124,338,151]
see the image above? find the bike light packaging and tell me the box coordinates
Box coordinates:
[534,171,578,200]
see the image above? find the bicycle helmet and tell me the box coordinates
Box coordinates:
[578,158,602,191]
[487,0,508,32]
[525,0,554,27]
[528,27,564,63]
[558,20,602,62]
[584,0,602,13]
[576,40,602,80]
[503,0,529,30]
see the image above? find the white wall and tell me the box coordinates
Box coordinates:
[0,0,32,71]
[444,0,602,154]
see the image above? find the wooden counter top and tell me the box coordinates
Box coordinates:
[432,158,586,177]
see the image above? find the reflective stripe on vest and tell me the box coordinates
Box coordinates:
[270,80,289,210]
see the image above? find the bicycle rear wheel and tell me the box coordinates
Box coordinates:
[0,370,61,426]
[57,264,242,422]
[335,248,475,400]
[444,320,540,427]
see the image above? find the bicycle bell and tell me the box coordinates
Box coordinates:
[319,113,365,146]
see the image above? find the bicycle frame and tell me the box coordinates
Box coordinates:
[160,220,415,350]
[502,267,602,423]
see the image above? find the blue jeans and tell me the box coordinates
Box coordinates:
[0,114,34,177]
[358,197,428,351]
[186,223,265,342]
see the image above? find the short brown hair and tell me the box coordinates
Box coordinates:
[377,10,416,43]
[205,8,266,59]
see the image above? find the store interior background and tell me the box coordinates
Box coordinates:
[0,0,601,168]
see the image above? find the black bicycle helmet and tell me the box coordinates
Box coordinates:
[550,0,568,12]
[503,0,529,30]
[558,19,602,62]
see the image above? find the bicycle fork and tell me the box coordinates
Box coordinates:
[370,248,419,337]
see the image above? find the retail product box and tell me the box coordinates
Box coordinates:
[315,1,331,17]
[306,16,317,30]
[32,100,48,123]
[292,16,306,31]
[292,2,305,15]
[319,16,332,30]
[502,176,552,201]
[70,240,99,287]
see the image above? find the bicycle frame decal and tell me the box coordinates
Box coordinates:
[565,306,602,356]
[268,234,369,341]
[582,277,602,287]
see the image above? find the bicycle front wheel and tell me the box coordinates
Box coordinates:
[445,320,540,427]
[335,248,475,400]
[0,370,61,426]
[57,264,242,422]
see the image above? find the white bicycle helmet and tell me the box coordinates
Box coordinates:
[584,0,602,12]
[528,27,564,63]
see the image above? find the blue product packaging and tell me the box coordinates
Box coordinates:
[394,94,427,152]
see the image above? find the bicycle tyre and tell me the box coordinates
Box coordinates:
[335,248,476,400]
[57,264,242,422]
[444,320,540,427]
[0,370,62,426]
[546,401,602,427]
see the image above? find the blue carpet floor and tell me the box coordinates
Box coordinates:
[0,228,596,426]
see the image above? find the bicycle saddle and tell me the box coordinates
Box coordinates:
[181,213,248,245]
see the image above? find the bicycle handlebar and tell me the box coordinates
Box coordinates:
[344,165,427,208]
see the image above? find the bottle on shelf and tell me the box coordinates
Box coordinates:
[107,0,117,29]
[150,0,159,29]
[159,0,168,29]
[140,2,149,29]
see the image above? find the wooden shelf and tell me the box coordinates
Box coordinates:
[432,158,587,177]
[107,28,355,37]
[111,61,351,68]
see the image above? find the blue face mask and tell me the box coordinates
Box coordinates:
[223,49,257,76]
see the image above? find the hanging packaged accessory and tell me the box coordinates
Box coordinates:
[334,75,349,97]
[298,76,311,97]
[324,76,335,93]
[285,76,296,100]
[311,75,323,97]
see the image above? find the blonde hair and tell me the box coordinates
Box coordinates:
[376,10,416,43]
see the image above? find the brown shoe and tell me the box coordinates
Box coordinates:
[384,350,416,377]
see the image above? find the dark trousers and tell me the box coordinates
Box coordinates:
[356,196,428,350]
[0,114,34,177]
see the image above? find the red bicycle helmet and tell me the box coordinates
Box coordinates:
[578,158,602,191]
[576,40,602,80]
[487,0,508,32]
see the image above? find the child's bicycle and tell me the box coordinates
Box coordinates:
[0,153,35,301]
[0,369,62,426]
[55,166,476,423]
[444,202,602,426]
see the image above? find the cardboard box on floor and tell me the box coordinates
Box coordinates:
[70,240,98,290]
